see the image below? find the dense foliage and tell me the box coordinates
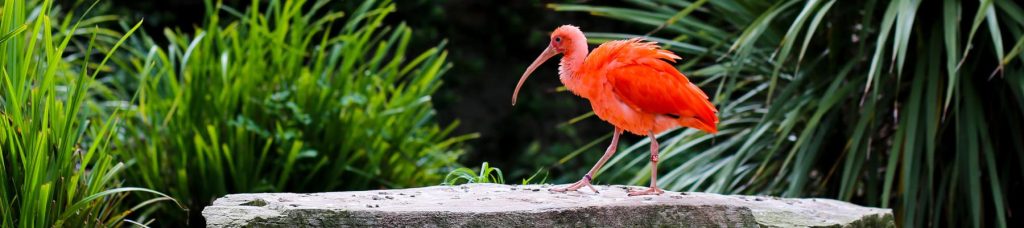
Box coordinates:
[91,0,471,225]
[3,0,469,226]
[0,0,177,227]
[551,0,1022,227]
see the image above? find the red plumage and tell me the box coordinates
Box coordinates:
[592,39,719,134]
[512,25,718,196]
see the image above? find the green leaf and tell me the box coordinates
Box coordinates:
[0,24,28,44]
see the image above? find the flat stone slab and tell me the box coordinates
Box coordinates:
[203,183,893,227]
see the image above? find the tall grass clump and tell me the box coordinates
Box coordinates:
[551,0,1022,226]
[0,0,176,227]
[97,0,473,225]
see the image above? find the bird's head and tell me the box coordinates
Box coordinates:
[548,25,584,53]
[512,25,586,105]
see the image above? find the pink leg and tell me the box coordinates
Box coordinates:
[551,128,623,193]
[629,132,665,196]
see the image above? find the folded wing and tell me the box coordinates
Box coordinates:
[589,39,718,133]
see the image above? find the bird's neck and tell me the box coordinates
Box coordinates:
[558,43,589,96]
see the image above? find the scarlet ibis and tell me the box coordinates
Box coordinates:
[512,25,718,196]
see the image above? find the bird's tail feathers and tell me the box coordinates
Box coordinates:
[678,117,718,134]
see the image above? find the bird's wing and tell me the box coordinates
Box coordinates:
[589,39,718,130]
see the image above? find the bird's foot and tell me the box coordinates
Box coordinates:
[627,187,664,196]
[549,174,599,193]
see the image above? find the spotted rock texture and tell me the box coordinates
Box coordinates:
[202,183,893,227]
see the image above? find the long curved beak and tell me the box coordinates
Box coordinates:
[512,45,559,105]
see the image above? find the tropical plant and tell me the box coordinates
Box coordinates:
[550,0,1022,227]
[91,0,474,225]
[0,0,177,227]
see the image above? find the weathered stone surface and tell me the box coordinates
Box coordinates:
[202,183,893,227]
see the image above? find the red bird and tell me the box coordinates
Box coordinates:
[513,25,718,196]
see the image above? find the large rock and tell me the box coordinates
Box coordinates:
[202,183,893,227]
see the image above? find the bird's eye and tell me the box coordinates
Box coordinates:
[555,37,562,43]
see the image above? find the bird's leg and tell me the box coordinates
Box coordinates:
[629,132,665,196]
[551,128,623,193]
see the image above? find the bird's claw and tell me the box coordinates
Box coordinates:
[550,175,599,193]
[627,187,664,196]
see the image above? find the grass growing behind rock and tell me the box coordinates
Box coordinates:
[90,0,475,225]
